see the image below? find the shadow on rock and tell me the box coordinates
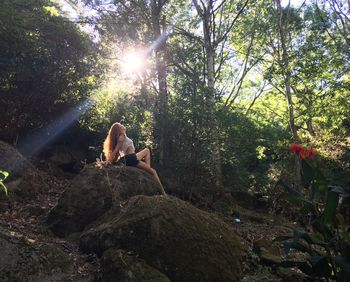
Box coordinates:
[80,195,243,282]
[47,163,162,237]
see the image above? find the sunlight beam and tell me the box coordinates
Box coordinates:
[19,98,94,158]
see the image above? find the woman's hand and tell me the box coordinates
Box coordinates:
[95,160,110,168]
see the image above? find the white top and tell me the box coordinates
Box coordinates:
[118,135,135,157]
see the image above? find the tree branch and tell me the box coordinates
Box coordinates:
[214,0,249,46]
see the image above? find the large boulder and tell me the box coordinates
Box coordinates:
[0,141,49,208]
[101,248,170,282]
[80,195,243,282]
[47,164,162,237]
[0,140,32,179]
[47,145,86,173]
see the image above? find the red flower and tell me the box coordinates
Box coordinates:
[305,148,317,158]
[300,149,307,159]
[290,143,304,154]
[290,143,317,159]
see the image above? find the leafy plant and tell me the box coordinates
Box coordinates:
[0,170,9,195]
[276,143,350,281]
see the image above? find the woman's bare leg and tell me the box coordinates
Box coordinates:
[136,148,151,166]
[136,161,166,195]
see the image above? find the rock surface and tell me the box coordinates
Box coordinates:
[47,163,162,237]
[47,144,86,173]
[253,238,283,266]
[0,229,77,282]
[101,248,170,282]
[0,140,32,178]
[80,195,243,282]
[0,141,49,208]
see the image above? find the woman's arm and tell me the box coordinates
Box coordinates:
[110,134,126,162]
[106,134,125,163]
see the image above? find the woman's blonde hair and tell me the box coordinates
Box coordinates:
[103,122,122,161]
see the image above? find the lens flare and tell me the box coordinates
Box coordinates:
[121,50,145,72]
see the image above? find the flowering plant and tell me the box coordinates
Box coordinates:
[290,143,317,159]
[276,144,350,280]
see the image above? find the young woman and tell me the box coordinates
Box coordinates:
[103,122,166,195]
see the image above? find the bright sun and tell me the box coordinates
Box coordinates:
[120,50,145,72]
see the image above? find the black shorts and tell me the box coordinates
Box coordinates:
[120,153,140,167]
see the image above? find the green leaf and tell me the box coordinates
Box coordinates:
[0,170,9,181]
[43,6,59,17]
[0,182,8,196]
[323,188,339,227]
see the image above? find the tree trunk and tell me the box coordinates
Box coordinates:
[206,48,224,191]
[275,0,301,189]
[151,1,169,167]
[197,0,224,192]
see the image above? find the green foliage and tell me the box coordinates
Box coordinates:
[217,108,282,191]
[278,154,350,281]
[237,2,350,147]
[164,74,287,194]
[0,170,9,196]
[2,0,346,204]
[81,78,154,154]
[165,76,214,191]
[0,0,101,142]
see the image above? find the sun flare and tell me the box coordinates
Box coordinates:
[120,50,145,72]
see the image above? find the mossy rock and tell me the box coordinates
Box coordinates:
[0,230,74,281]
[80,195,243,282]
[102,248,170,282]
[47,163,162,237]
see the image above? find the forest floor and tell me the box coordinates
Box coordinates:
[0,160,304,281]
[0,162,101,281]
